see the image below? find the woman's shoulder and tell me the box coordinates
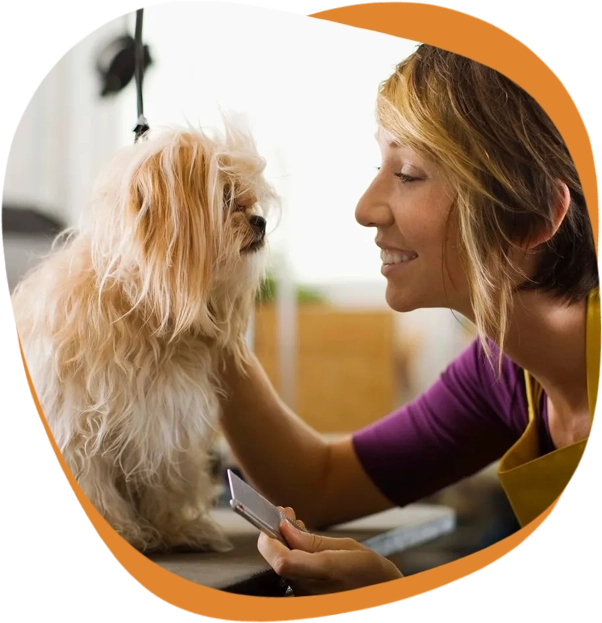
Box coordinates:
[445,336,528,430]
[351,335,528,506]
[457,336,520,378]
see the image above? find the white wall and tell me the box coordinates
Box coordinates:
[3,16,127,226]
[111,2,418,286]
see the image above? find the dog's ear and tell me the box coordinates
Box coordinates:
[127,134,222,338]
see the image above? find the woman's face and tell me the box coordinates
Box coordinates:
[355,128,470,314]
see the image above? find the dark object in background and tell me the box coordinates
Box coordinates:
[2,205,65,236]
[393,469,520,576]
[474,485,520,547]
[222,569,290,597]
[96,34,152,97]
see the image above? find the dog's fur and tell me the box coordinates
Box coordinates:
[11,120,276,553]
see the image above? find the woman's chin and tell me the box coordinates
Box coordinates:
[384,286,421,313]
[384,283,467,315]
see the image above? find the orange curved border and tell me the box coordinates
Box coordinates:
[15,2,598,621]
[16,339,565,620]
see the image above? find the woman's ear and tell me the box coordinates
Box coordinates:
[526,180,571,249]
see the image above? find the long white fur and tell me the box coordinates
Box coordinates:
[12,119,277,552]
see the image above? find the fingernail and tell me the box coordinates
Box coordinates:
[286,518,307,532]
[281,519,296,532]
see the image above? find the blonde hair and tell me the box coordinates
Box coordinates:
[377,44,598,363]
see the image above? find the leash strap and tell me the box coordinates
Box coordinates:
[133,9,149,142]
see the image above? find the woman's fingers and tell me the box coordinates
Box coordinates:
[276,506,309,535]
[257,532,334,581]
[277,506,296,520]
[275,503,367,553]
[257,524,404,596]
[279,520,365,553]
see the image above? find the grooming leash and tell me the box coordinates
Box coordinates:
[133,8,150,143]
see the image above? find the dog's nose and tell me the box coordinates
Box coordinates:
[249,215,266,236]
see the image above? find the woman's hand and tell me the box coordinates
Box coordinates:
[257,507,403,596]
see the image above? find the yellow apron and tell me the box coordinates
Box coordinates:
[498,288,600,527]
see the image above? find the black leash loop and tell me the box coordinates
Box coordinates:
[133,8,149,142]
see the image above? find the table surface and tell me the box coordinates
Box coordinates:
[149,504,456,593]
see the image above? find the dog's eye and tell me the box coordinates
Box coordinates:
[233,204,247,213]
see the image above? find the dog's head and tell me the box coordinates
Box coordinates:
[86,119,278,352]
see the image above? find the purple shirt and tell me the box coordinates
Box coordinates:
[352,338,554,507]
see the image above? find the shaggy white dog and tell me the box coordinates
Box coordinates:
[12,120,276,553]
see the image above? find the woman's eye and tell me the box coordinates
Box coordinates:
[374,166,419,183]
[395,172,419,183]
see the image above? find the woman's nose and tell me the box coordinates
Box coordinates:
[355,176,395,228]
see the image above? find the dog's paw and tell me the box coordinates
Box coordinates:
[116,522,164,553]
[160,518,233,554]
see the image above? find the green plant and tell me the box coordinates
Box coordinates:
[256,274,325,304]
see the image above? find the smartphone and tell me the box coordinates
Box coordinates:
[227,468,302,545]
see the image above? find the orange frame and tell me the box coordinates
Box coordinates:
[16,3,599,620]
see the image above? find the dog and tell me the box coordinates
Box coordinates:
[11,119,277,553]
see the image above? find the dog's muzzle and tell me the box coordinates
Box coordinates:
[244,215,266,252]
[249,215,266,237]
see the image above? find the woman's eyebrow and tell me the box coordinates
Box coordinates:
[374,132,402,149]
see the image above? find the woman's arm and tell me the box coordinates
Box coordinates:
[228,340,525,596]
[218,350,393,528]
[219,338,519,529]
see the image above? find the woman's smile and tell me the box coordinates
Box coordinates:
[379,247,418,276]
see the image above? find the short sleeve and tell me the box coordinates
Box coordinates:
[351,339,523,507]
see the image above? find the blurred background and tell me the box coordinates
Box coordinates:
[1,2,517,575]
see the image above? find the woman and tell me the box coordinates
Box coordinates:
[218,44,599,595]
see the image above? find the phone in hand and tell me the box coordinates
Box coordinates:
[227,468,303,546]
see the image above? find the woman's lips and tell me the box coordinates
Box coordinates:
[380,249,418,265]
[380,248,418,276]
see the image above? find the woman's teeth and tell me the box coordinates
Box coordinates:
[380,249,418,264]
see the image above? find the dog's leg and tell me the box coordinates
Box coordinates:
[138,459,232,553]
[64,448,162,552]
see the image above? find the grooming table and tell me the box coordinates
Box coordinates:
[149,504,456,596]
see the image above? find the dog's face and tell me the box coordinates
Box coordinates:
[87,122,278,347]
